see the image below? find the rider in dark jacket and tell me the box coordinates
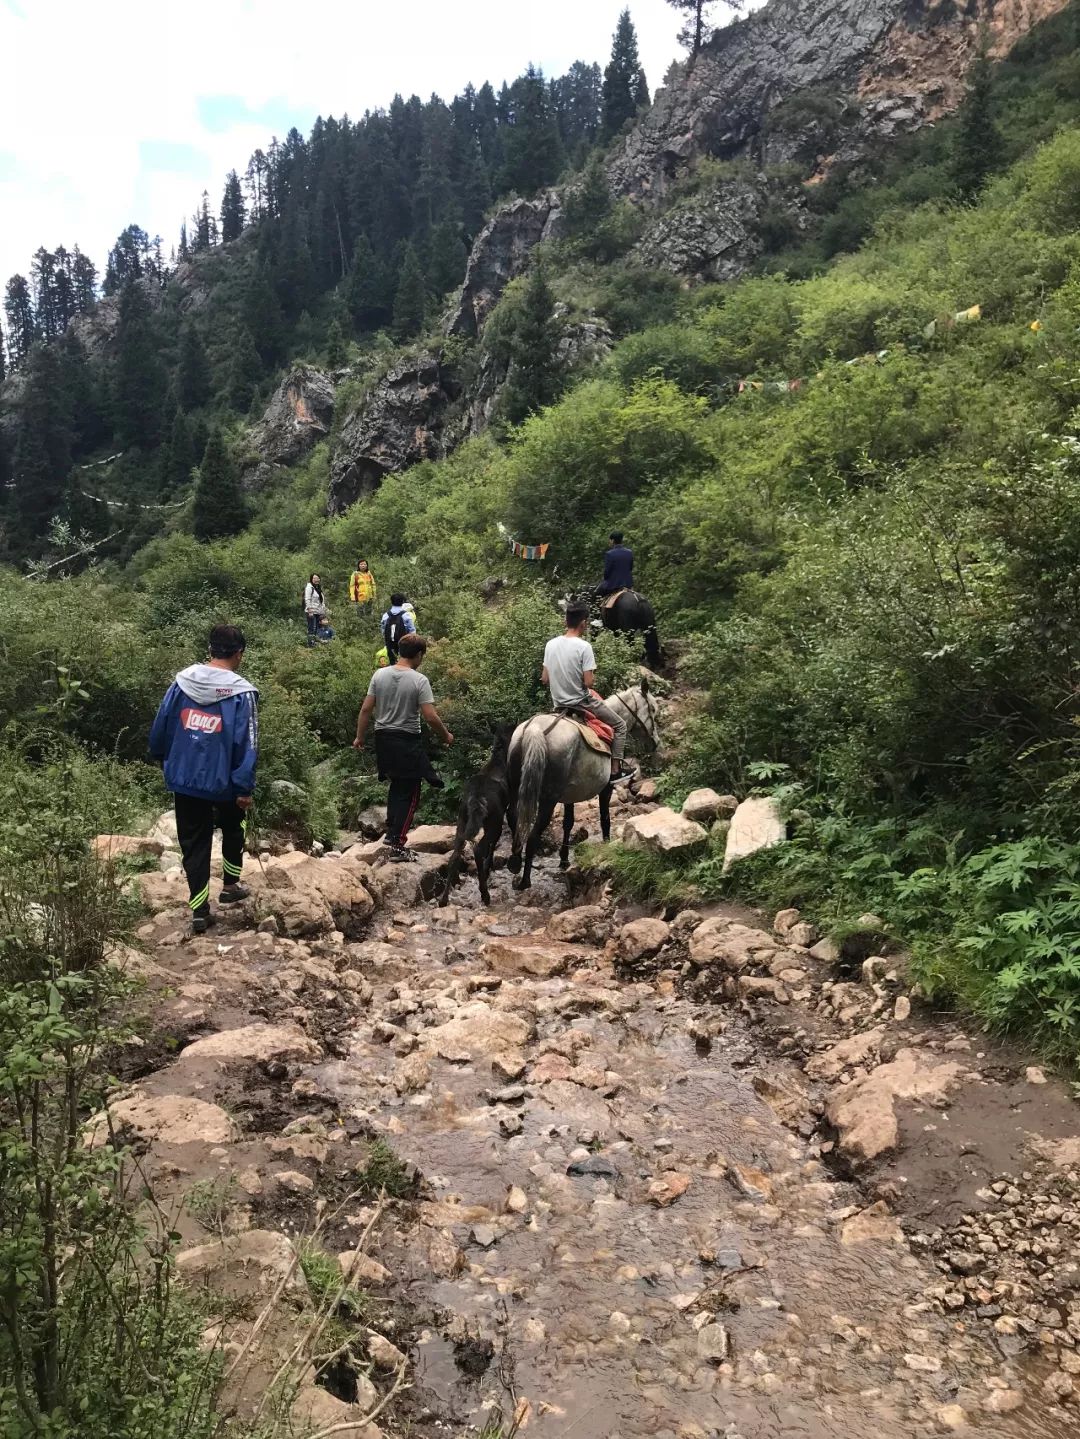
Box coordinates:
[598,532,634,595]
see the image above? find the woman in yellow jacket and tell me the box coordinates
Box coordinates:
[349,559,377,617]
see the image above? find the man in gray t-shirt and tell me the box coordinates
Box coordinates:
[541,605,631,783]
[353,634,453,858]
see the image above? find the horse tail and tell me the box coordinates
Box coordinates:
[514,721,548,852]
[645,622,662,669]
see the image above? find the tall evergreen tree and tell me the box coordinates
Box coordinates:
[634,69,651,112]
[103,225,150,295]
[111,279,167,448]
[950,45,1003,200]
[602,10,645,140]
[425,220,468,299]
[177,323,211,410]
[563,156,614,244]
[163,405,197,491]
[392,243,427,339]
[11,343,73,549]
[242,264,284,364]
[192,429,246,540]
[71,248,98,313]
[59,330,107,455]
[4,275,36,368]
[499,66,565,196]
[220,170,246,242]
[194,191,213,251]
[325,315,347,368]
[227,326,263,412]
[501,260,562,426]
[665,0,719,57]
[346,234,390,331]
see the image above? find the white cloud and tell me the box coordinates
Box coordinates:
[0,0,747,299]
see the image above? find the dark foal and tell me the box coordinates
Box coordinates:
[438,726,513,907]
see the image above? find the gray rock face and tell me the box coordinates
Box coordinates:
[327,351,456,514]
[607,0,905,202]
[631,176,785,282]
[246,364,334,474]
[447,193,562,339]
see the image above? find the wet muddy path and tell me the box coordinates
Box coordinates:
[304,858,1073,1439]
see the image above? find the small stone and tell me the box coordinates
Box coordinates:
[567,1155,619,1179]
[894,996,912,1022]
[257,916,278,934]
[470,1224,497,1249]
[904,1353,943,1373]
[608,1310,632,1333]
[275,1169,315,1194]
[505,1185,528,1214]
[499,1112,524,1138]
[1043,1371,1074,1402]
[935,1404,967,1430]
[1027,1066,1048,1086]
[367,1332,406,1370]
[649,1171,691,1207]
[983,1389,1023,1414]
[492,1052,526,1082]
[696,1323,730,1363]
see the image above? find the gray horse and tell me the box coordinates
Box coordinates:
[506,678,661,890]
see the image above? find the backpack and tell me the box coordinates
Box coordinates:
[383,609,408,657]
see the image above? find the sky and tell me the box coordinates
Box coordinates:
[0,0,747,300]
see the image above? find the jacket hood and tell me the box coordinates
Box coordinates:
[174,663,259,705]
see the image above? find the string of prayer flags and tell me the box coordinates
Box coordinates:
[507,536,550,560]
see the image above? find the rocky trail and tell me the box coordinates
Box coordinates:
[96,787,1080,1439]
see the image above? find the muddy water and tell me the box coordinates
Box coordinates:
[316,865,1072,1439]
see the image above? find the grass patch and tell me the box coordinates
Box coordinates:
[357,1138,412,1199]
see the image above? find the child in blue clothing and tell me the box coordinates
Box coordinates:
[149,624,259,934]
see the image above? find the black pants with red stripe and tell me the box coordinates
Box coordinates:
[385,778,421,848]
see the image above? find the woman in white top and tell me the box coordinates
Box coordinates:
[304,573,327,647]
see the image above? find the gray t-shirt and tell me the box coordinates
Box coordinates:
[367,665,434,733]
[543,634,596,709]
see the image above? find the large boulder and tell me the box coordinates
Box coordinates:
[482,938,578,979]
[176,1229,306,1299]
[178,1023,321,1067]
[622,807,708,856]
[680,789,734,825]
[688,917,780,972]
[826,1048,964,1167]
[87,1093,236,1148]
[546,904,610,945]
[447,193,562,338]
[723,797,786,872]
[244,364,334,475]
[422,1002,531,1062]
[618,917,671,964]
[91,834,165,861]
[327,351,456,514]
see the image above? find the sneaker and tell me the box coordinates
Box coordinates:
[219,883,250,904]
[610,763,636,786]
[388,846,417,864]
[191,909,216,936]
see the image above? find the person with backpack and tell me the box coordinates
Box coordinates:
[380,592,416,660]
[149,624,259,934]
[304,573,327,647]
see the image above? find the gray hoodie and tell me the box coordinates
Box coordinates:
[174,663,259,705]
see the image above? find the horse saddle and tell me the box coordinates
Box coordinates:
[551,708,614,754]
[602,588,630,611]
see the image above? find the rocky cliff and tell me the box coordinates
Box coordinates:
[607,0,1070,202]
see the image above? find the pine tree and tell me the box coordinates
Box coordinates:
[950,46,1003,200]
[4,275,36,368]
[242,264,284,364]
[111,279,167,449]
[227,326,263,412]
[499,66,565,196]
[392,243,427,339]
[346,235,390,331]
[325,315,347,368]
[71,247,98,313]
[665,0,719,57]
[178,221,191,263]
[602,10,645,140]
[426,220,468,299]
[195,191,212,251]
[177,323,211,410]
[220,170,246,243]
[501,259,562,426]
[0,321,5,385]
[192,429,246,540]
[563,156,614,247]
[163,405,197,491]
[634,69,651,112]
[11,343,73,550]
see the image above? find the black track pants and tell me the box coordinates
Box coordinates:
[174,793,246,914]
[385,778,421,848]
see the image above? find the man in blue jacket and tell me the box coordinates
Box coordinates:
[149,624,259,934]
[597,531,635,596]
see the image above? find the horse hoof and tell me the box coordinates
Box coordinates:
[559,858,570,871]
[506,855,521,875]
[512,877,531,893]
